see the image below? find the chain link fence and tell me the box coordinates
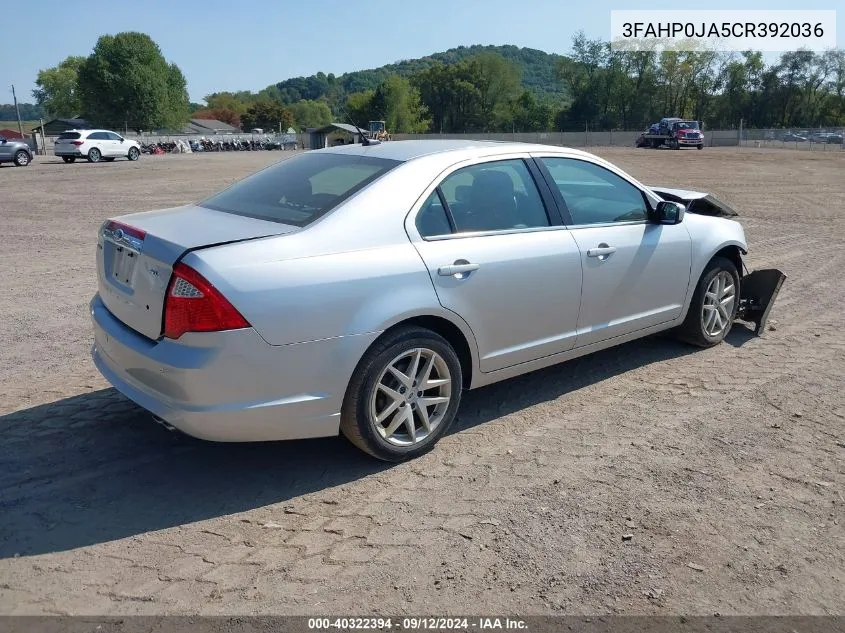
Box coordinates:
[393,128,845,151]
[28,127,845,155]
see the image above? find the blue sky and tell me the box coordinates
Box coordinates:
[1,0,842,104]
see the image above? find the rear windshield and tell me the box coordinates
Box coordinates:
[57,132,81,140]
[200,153,401,226]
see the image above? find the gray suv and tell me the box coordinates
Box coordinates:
[0,137,33,167]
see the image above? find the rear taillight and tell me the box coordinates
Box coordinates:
[72,140,84,146]
[163,263,249,339]
[105,220,146,240]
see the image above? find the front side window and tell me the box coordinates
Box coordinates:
[539,158,648,225]
[437,159,550,233]
[200,153,400,226]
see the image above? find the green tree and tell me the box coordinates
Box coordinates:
[289,99,333,129]
[204,92,249,116]
[510,91,554,131]
[473,52,522,130]
[371,76,430,133]
[32,56,85,117]
[345,90,378,128]
[241,100,294,131]
[77,32,190,131]
[192,107,241,128]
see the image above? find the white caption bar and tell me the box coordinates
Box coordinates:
[611,10,836,52]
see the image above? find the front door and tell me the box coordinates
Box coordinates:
[535,156,692,347]
[409,157,583,372]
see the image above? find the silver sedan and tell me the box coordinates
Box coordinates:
[91,141,784,460]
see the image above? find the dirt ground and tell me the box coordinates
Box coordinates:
[0,148,842,616]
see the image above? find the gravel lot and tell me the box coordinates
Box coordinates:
[0,148,842,615]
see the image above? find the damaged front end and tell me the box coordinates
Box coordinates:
[649,186,740,218]
[650,185,786,336]
[736,268,787,335]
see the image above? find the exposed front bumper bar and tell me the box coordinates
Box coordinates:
[736,268,787,335]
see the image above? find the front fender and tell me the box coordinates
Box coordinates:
[680,214,748,317]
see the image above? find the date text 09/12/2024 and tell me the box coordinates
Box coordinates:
[307,617,528,630]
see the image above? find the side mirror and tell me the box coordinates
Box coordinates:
[651,200,685,225]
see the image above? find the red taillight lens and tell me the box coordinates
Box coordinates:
[105,220,146,240]
[163,263,249,339]
[72,140,84,146]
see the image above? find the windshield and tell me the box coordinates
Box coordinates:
[674,121,700,130]
[200,152,401,226]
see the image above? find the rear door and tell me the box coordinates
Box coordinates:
[535,155,692,347]
[408,156,583,373]
[85,131,107,156]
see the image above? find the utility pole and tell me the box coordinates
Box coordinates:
[11,85,24,139]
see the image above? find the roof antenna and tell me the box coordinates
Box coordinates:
[340,104,379,146]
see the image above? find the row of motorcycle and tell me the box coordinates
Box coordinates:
[139,138,298,154]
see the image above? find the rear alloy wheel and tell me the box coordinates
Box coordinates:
[677,256,740,347]
[341,326,462,461]
[128,147,140,161]
[62,156,75,164]
[87,147,101,163]
[14,151,30,167]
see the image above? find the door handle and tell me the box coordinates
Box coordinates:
[587,245,617,259]
[438,262,480,277]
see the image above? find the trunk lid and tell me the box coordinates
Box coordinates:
[97,204,297,340]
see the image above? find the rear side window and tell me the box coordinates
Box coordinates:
[200,153,400,227]
[88,132,107,140]
[57,132,81,140]
[416,191,453,238]
[438,159,550,233]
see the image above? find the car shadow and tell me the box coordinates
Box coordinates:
[723,321,759,347]
[1,332,710,559]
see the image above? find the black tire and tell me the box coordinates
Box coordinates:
[62,156,75,164]
[340,326,463,461]
[128,147,140,161]
[697,144,704,150]
[87,147,101,163]
[676,256,740,348]
[14,150,30,167]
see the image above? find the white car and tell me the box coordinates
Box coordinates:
[54,129,141,164]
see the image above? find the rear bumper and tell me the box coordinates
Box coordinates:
[55,149,83,157]
[90,294,378,442]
